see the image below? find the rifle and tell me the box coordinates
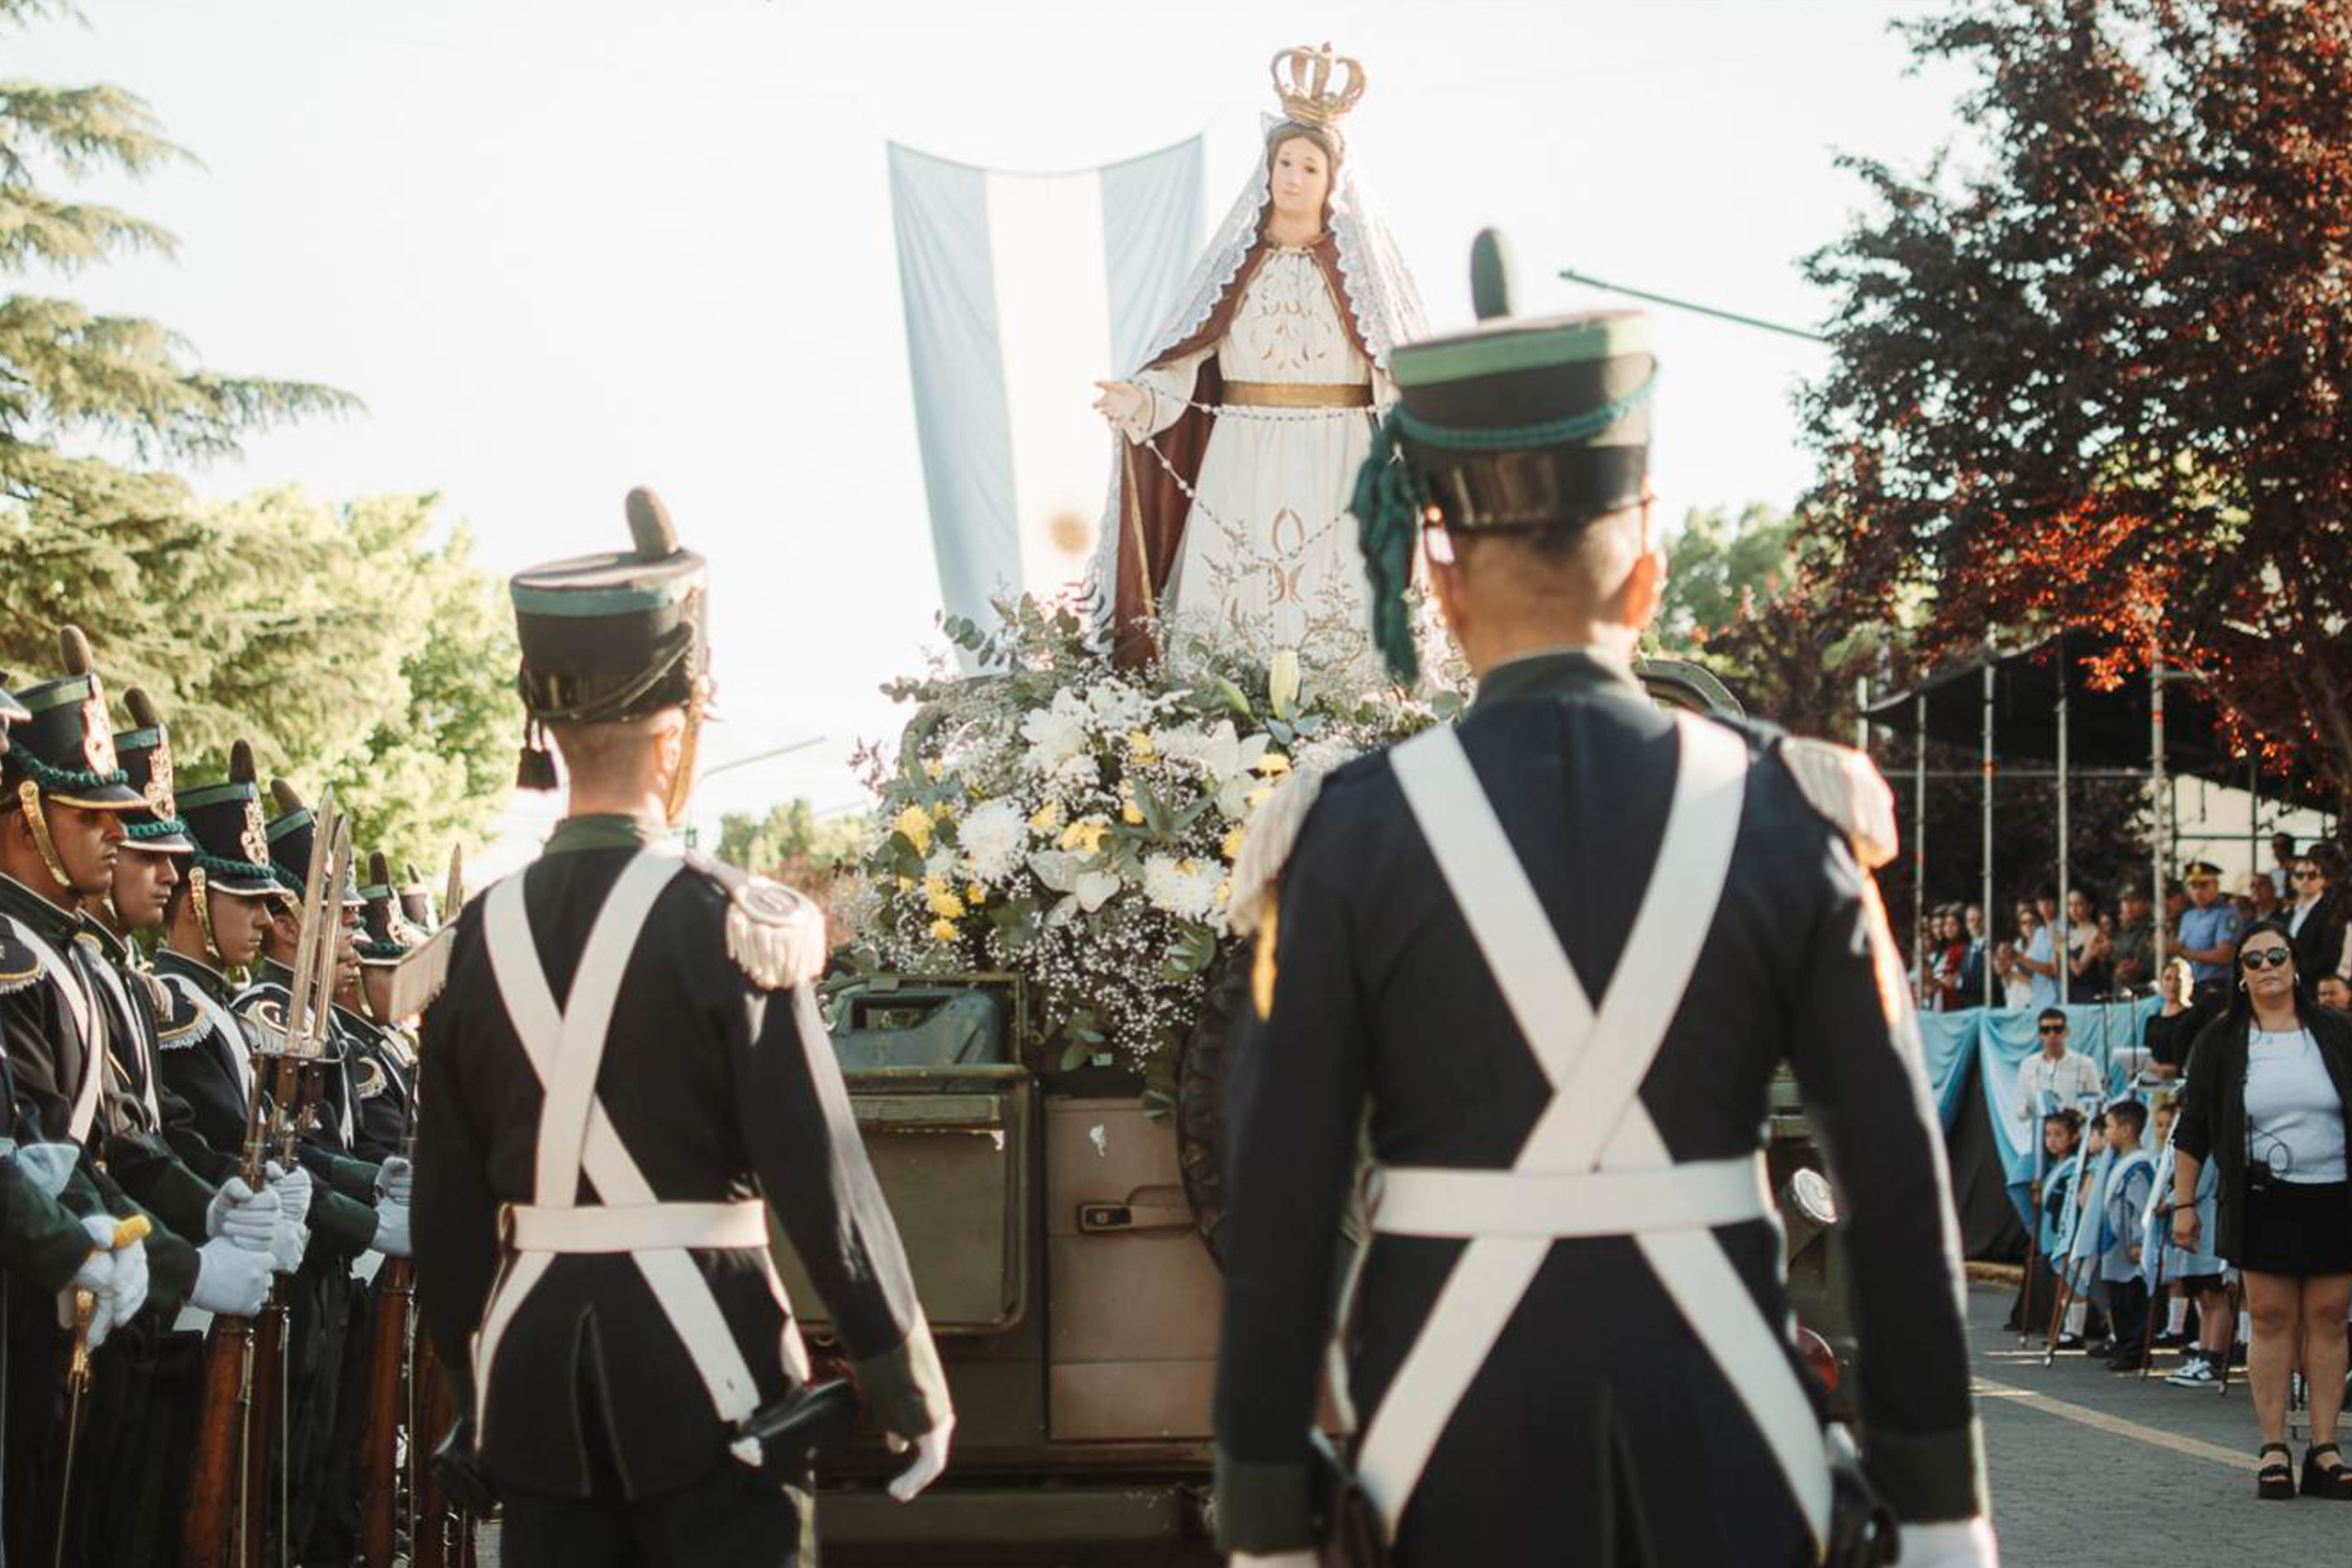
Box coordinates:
[181,795,347,1568]
[362,844,460,1568]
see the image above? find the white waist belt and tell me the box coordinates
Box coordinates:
[1374,1155,1770,1240]
[508,1200,771,1253]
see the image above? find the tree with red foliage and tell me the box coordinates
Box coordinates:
[1800,0,2352,819]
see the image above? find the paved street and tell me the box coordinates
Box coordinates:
[1971,1283,2351,1562]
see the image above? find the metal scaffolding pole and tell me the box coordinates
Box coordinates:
[2056,638,2072,1004]
[2151,660,2169,979]
[1983,659,1997,1006]
[1914,695,1928,998]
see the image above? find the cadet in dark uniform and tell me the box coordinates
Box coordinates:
[69,686,277,1566]
[413,489,953,1568]
[1214,301,1994,1566]
[0,626,195,1567]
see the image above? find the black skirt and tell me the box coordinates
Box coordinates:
[2233,1178,2352,1278]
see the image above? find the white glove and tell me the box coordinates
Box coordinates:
[266,1162,313,1228]
[66,1241,114,1297]
[885,1416,955,1502]
[1899,1517,1999,1568]
[190,1236,274,1317]
[375,1155,414,1206]
[369,1199,411,1258]
[207,1177,280,1250]
[269,1218,309,1276]
[102,1232,149,1329]
[1230,1554,1318,1568]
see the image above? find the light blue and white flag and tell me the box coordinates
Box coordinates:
[888,138,1203,641]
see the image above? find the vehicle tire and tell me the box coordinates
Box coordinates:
[1175,945,1251,1268]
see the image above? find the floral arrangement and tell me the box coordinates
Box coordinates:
[845,597,1454,1099]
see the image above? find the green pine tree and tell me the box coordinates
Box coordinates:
[0,1,517,864]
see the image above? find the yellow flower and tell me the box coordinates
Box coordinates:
[932,800,954,822]
[896,874,916,892]
[923,874,965,919]
[967,881,988,907]
[1254,751,1292,777]
[1126,730,1159,762]
[923,759,944,781]
[1028,800,1064,835]
[929,917,960,943]
[1122,803,1145,826]
[892,805,933,855]
[1222,825,1247,861]
[1057,815,1112,855]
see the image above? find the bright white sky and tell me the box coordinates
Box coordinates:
[18,0,1978,866]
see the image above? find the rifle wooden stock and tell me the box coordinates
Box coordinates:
[181,1315,256,1568]
[245,1302,283,1568]
[357,1257,413,1568]
[411,1330,460,1568]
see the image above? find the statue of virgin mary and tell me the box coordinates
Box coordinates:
[1088,44,1428,679]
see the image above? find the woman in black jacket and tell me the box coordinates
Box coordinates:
[2173,918,2352,1500]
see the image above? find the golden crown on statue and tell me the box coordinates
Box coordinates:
[1269,42,1367,130]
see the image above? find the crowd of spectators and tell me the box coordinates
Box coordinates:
[1917,839,2352,1014]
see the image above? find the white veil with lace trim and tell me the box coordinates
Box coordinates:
[1082,115,1429,623]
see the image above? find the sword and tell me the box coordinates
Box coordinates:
[55,1212,151,1568]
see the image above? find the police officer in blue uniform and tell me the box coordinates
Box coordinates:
[1213,288,1995,1566]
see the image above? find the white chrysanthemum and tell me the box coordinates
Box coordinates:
[1086,682,1149,733]
[958,797,1026,883]
[1142,854,1222,923]
[1020,690,1091,774]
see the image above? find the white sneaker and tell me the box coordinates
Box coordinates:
[2166,1356,2219,1387]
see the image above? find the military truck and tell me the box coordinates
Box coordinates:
[777,661,1859,1564]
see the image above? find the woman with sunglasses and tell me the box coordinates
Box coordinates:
[2172,918,2352,1499]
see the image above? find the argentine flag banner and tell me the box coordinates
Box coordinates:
[888,137,1204,643]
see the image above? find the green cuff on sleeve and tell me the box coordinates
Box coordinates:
[1863,1417,1990,1522]
[134,1214,198,1324]
[311,1188,380,1255]
[852,1315,951,1440]
[1213,1449,1315,1555]
[328,1155,380,1203]
[0,1170,99,1293]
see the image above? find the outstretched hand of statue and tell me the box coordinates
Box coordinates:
[1091,379,1146,434]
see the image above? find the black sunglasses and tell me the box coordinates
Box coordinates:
[2293,869,2323,881]
[2241,947,2293,971]
[2038,1023,2067,1034]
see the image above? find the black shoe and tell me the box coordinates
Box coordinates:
[2260,1443,2296,1500]
[2152,1330,2184,1349]
[2302,1443,2352,1498]
[2108,1352,2146,1371]
[2053,1334,2086,1352]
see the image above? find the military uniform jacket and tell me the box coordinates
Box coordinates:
[1214,651,1984,1563]
[74,919,220,1248]
[335,1008,414,1165]
[154,948,381,1254]
[413,823,949,1499]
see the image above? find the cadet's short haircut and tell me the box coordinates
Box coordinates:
[2105,1099,2148,1137]
[2037,1007,2067,1026]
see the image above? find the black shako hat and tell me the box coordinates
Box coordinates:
[113,687,194,855]
[0,681,27,727]
[0,626,144,811]
[1352,230,1657,685]
[179,740,281,899]
[508,486,709,789]
[357,851,424,965]
[266,778,362,908]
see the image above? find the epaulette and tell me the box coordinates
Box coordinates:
[152,976,209,1049]
[1776,736,1898,871]
[0,928,40,997]
[1228,766,1328,939]
[686,852,828,992]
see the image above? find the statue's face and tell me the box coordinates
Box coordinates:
[1269,134,1331,229]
